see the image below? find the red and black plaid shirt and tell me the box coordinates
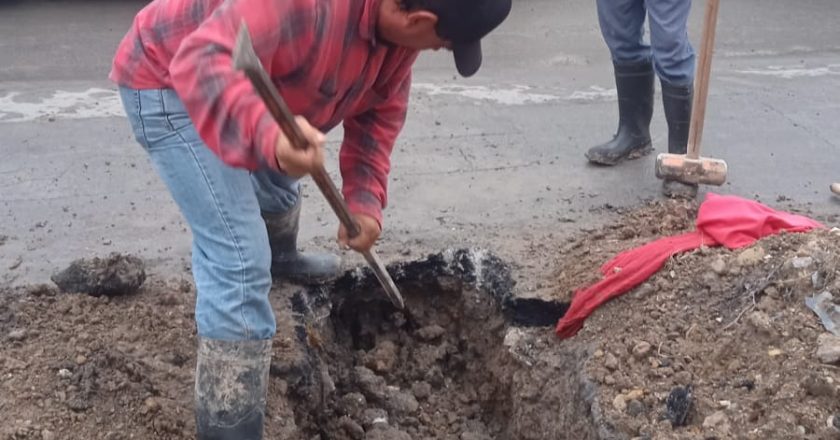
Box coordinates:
[110,0,418,224]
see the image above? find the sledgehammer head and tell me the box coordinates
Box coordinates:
[655,153,728,186]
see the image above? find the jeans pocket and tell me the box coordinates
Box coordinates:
[119,87,151,149]
[161,90,194,133]
[165,111,193,133]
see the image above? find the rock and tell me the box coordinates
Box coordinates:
[736,246,766,267]
[361,408,389,430]
[354,366,388,400]
[41,429,56,440]
[604,353,619,371]
[387,389,419,415]
[7,329,27,342]
[339,393,367,418]
[339,416,364,440]
[613,394,628,412]
[461,432,492,440]
[802,374,835,397]
[829,414,840,431]
[625,389,645,401]
[817,334,840,364]
[791,256,814,269]
[366,426,412,440]
[365,340,399,373]
[51,253,146,296]
[703,411,731,433]
[632,341,652,359]
[627,400,646,417]
[416,325,446,342]
[710,258,727,275]
[666,386,694,427]
[813,271,826,289]
[747,311,774,337]
[411,381,432,401]
[143,397,161,413]
[503,328,525,348]
[75,355,87,365]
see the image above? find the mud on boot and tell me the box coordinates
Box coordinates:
[262,200,340,284]
[585,61,655,166]
[195,338,272,440]
[660,80,698,199]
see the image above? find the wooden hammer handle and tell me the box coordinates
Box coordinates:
[687,0,720,160]
[245,67,362,238]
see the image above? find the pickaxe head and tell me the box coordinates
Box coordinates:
[232,21,260,74]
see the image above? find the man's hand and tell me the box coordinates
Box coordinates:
[337,214,381,253]
[275,116,325,178]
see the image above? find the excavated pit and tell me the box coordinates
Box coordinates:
[275,249,603,440]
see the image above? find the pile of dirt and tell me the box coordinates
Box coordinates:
[544,199,698,302]
[2,199,840,440]
[577,227,840,440]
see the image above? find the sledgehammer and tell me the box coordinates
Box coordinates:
[655,0,727,186]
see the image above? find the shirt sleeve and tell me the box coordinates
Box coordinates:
[169,0,317,172]
[339,70,412,227]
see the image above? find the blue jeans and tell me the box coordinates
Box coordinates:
[596,0,696,85]
[119,87,298,341]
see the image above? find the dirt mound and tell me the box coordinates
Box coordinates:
[539,199,698,303]
[578,228,840,439]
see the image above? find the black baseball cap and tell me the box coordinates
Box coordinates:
[421,0,512,77]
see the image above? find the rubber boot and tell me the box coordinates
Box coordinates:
[660,81,699,199]
[585,61,655,165]
[262,199,340,284]
[195,338,272,440]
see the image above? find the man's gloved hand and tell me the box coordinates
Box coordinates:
[275,116,325,178]
[337,214,381,253]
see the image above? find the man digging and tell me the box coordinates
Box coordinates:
[109,0,510,438]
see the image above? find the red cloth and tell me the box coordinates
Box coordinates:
[110,0,417,225]
[555,194,823,338]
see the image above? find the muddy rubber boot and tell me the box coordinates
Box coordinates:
[660,81,699,199]
[195,338,272,440]
[585,61,655,166]
[262,200,340,284]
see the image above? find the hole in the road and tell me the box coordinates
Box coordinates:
[285,249,568,439]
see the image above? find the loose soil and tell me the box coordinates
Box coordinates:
[2,199,840,440]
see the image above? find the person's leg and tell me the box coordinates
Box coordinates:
[647,0,695,87]
[586,0,656,166]
[647,0,698,198]
[119,87,272,439]
[250,170,341,283]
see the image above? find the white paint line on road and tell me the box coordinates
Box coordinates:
[566,86,616,102]
[1,82,616,123]
[0,88,124,123]
[413,83,620,105]
[413,83,562,105]
[736,64,840,79]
